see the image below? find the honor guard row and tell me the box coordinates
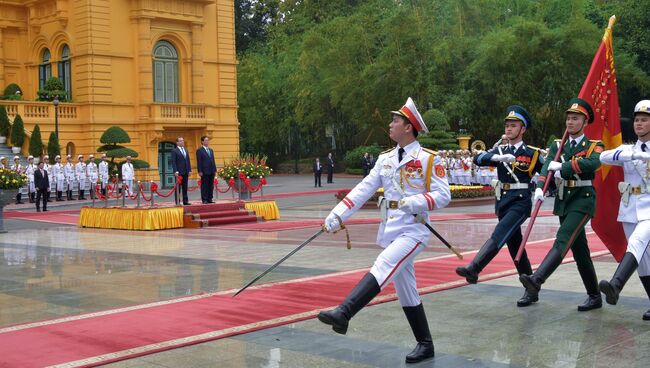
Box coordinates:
[315,97,650,364]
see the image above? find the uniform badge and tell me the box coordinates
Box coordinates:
[435,165,445,178]
[594,146,603,153]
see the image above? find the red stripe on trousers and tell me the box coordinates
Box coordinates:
[561,214,590,258]
[380,242,421,288]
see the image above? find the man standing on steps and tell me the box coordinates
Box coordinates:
[520,98,605,311]
[599,100,650,320]
[455,105,544,307]
[196,136,216,204]
[318,97,450,364]
[171,136,191,205]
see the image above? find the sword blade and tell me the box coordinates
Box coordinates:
[233,228,325,297]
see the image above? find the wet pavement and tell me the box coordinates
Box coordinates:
[0,174,647,367]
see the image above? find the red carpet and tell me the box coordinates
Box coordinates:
[217,210,555,231]
[3,210,80,225]
[0,233,608,368]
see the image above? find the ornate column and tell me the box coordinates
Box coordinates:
[0,27,4,89]
[191,22,204,103]
[136,16,153,119]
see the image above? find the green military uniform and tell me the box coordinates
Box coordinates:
[520,97,604,311]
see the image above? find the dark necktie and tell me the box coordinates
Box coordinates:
[570,140,577,149]
[508,145,514,154]
[642,143,647,152]
[398,148,405,162]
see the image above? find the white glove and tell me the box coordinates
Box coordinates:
[324,212,341,233]
[398,196,417,214]
[554,170,561,179]
[547,161,562,172]
[490,154,516,163]
[534,188,545,202]
[632,152,650,160]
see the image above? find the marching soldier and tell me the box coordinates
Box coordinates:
[26,156,36,203]
[456,106,544,306]
[43,155,53,202]
[99,154,109,196]
[319,98,450,364]
[75,154,87,200]
[64,155,75,200]
[11,156,25,204]
[599,100,650,320]
[52,155,65,201]
[520,98,604,311]
[87,154,98,199]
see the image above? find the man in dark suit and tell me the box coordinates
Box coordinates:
[313,158,322,187]
[361,152,370,177]
[171,136,192,205]
[196,135,217,204]
[327,152,334,183]
[34,161,49,212]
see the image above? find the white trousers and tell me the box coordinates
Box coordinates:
[370,236,425,307]
[125,179,134,195]
[622,221,650,276]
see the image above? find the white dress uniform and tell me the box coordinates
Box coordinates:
[44,163,53,193]
[99,161,109,189]
[122,161,135,195]
[26,163,36,195]
[52,163,65,192]
[330,140,451,306]
[75,162,87,191]
[64,162,75,192]
[600,140,650,275]
[11,163,27,196]
[87,162,98,189]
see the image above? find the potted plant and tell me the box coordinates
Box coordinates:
[0,105,9,144]
[0,167,27,232]
[217,154,272,200]
[10,114,25,154]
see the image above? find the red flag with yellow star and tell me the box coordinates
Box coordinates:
[581,16,627,261]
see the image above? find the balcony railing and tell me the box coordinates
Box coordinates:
[151,103,206,120]
[0,101,78,120]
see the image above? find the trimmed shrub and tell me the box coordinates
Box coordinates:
[343,144,384,170]
[3,83,23,100]
[10,114,25,147]
[29,124,44,157]
[47,132,61,159]
[0,105,9,137]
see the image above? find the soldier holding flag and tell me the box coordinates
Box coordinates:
[599,100,650,320]
[520,98,604,311]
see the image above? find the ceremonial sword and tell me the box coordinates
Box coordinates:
[414,215,463,260]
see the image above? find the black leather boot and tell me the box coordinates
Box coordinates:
[29,192,35,203]
[516,290,539,307]
[79,190,85,200]
[15,193,23,204]
[640,276,650,321]
[520,248,563,302]
[403,303,435,364]
[455,238,499,284]
[318,273,380,335]
[599,252,638,305]
[56,191,63,201]
[576,257,602,311]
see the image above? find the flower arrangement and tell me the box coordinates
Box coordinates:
[0,168,27,190]
[218,153,272,180]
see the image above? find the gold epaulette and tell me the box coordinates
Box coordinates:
[422,148,438,155]
[590,139,602,143]
[527,145,541,151]
[554,139,561,142]
[381,148,395,154]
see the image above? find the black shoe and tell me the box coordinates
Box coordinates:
[208,200,215,203]
[520,248,563,296]
[318,273,380,335]
[599,252,638,305]
[36,208,41,212]
[455,238,499,284]
[643,309,650,321]
[516,290,539,307]
[403,303,435,364]
[183,202,191,205]
[43,209,48,212]
[202,201,208,204]
[578,293,602,311]
[640,276,650,320]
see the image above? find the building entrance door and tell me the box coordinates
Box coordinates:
[158,142,176,188]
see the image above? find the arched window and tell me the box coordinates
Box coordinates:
[39,48,52,89]
[58,45,72,99]
[153,41,179,103]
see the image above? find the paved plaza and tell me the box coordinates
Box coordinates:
[0,175,648,367]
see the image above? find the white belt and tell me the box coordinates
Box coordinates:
[490,180,530,200]
[557,179,592,200]
[619,182,648,206]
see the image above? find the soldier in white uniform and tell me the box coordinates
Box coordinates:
[75,154,87,200]
[52,155,65,201]
[10,156,25,204]
[64,155,76,200]
[25,156,36,203]
[122,155,135,196]
[318,98,451,364]
[98,154,109,196]
[43,155,53,202]
[599,100,650,320]
[87,154,99,199]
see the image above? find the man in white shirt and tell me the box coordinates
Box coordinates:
[122,155,135,196]
[64,155,75,200]
[75,155,87,200]
[87,154,99,199]
[52,155,66,201]
[99,154,109,196]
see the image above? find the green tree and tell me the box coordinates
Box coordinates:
[28,124,43,157]
[0,105,9,137]
[97,126,149,178]
[418,109,459,150]
[10,114,25,148]
[47,132,61,159]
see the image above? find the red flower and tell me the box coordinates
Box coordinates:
[245,178,251,185]
[151,183,158,192]
[176,175,183,184]
[238,171,245,180]
[197,179,202,185]
[260,178,267,185]
[228,178,235,187]
[213,178,218,185]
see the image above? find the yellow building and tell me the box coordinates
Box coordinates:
[0,0,239,187]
